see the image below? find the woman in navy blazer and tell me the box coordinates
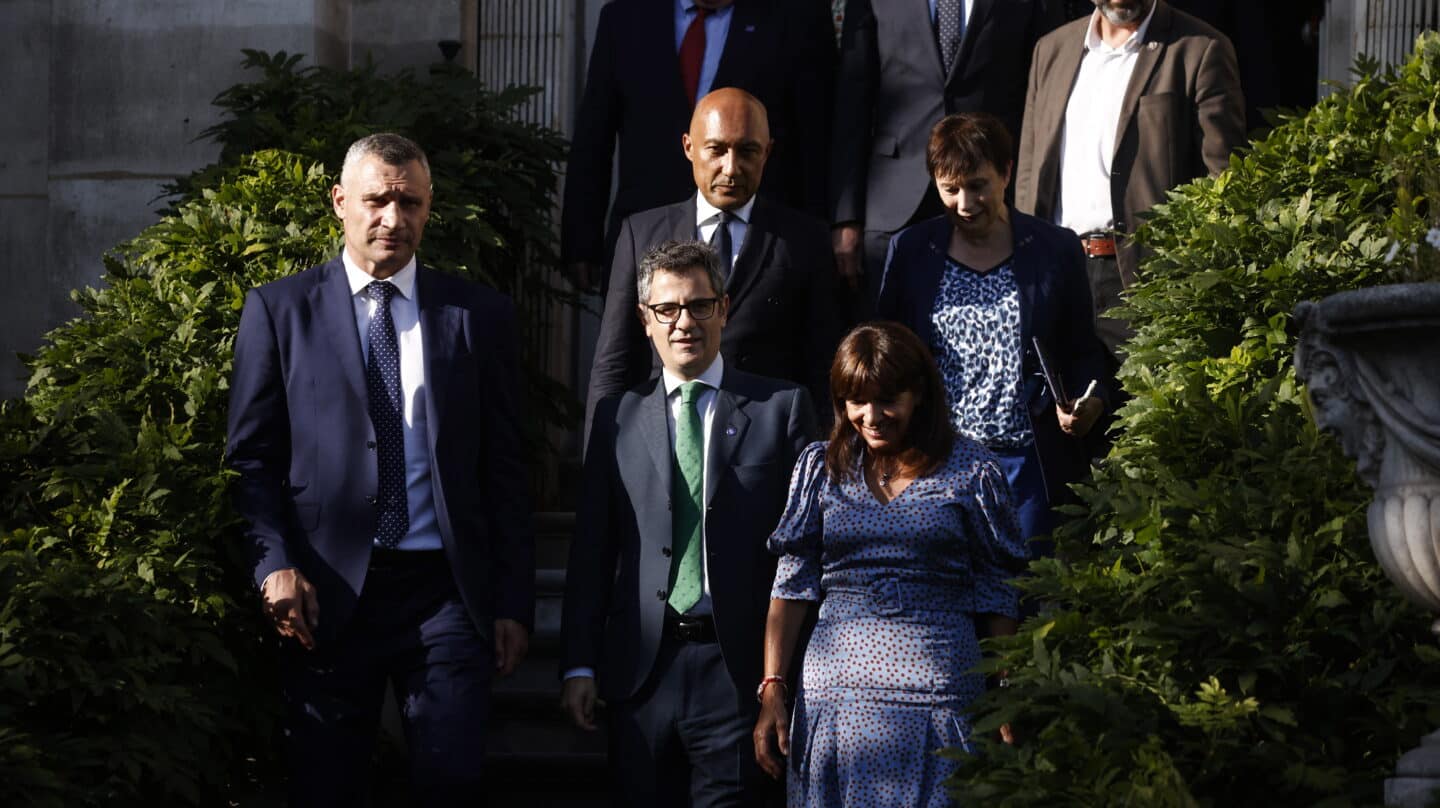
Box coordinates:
[877,113,1114,550]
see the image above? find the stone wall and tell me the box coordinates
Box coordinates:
[0,0,468,398]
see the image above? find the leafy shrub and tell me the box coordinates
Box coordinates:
[951,34,1440,806]
[0,152,336,804]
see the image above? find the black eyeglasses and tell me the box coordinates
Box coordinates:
[644,298,721,324]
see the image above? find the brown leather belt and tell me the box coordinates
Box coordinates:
[1080,232,1117,258]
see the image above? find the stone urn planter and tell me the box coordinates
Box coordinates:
[1294,282,1440,807]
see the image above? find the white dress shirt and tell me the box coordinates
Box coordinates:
[343,251,443,551]
[1054,5,1158,236]
[674,0,734,101]
[563,355,726,681]
[695,194,754,277]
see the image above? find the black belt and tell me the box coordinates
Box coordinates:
[664,612,718,643]
[368,547,445,571]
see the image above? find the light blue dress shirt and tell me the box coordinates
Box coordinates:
[674,0,734,101]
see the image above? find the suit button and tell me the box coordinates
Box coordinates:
[706,505,714,512]
[662,547,672,557]
[656,589,667,600]
[366,440,376,449]
[366,495,378,505]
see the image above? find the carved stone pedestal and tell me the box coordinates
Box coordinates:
[1295,283,1440,806]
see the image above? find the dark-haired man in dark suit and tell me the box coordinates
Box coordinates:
[562,239,817,806]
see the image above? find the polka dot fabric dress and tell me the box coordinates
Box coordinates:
[769,439,1026,807]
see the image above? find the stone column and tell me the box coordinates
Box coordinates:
[1295,282,1440,807]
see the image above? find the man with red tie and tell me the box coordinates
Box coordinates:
[560,0,834,294]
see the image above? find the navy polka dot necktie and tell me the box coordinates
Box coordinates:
[936,0,962,74]
[365,280,409,549]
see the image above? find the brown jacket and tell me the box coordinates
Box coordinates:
[1014,1,1245,287]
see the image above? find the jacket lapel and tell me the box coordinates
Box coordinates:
[668,196,698,244]
[416,266,461,455]
[1113,3,1171,159]
[723,197,771,307]
[711,0,756,90]
[313,258,368,408]
[1008,213,1040,348]
[705,376,751,506]
[947,0,994,87]
[1036,31,1087,214]
[639,381,674,501]
[646,0,690,110]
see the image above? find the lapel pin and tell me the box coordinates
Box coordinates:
[1147,42,1158,50]
[726,426,737,436]
[745,24,755,32]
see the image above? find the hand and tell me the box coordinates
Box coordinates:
[561,676,600,731]
[1057,395,1104,438]
[261,567,319,650]
[753,687,791,780]
[831,223,864,291]
[493,618,529,677]
[999,723,1015,744]
[566,260,601,293]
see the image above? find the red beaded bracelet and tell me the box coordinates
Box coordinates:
[756,675,788,703]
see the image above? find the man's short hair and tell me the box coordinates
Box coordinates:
[925,112,1013,181]
[340,133,431,184]
[636,240,726,304]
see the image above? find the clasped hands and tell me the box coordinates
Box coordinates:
[260,567,528,674]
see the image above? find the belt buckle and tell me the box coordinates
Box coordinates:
[673,617,704,642]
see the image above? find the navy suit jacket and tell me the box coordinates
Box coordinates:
[877,210,1113,502]
[586,194,843,434]
[560,0,835,270]
[226,257,535,641]
[561,368,817,710]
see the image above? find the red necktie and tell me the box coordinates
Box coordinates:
[679,8,710,107]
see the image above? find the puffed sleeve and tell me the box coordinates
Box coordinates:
[768,441,830,602]
[967,456,1028,619]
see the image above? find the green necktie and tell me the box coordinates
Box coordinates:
[668,381,705,613]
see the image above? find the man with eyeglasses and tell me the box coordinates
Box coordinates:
[562,240,819,806]
[586,87,843,440]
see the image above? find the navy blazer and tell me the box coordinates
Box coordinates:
[876,210,1113,502]
[562,368,817,710]
[226,257,535,641]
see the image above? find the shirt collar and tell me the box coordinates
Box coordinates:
[695,193,756,228]
[662,353,725,397]
[678,0,732,18]
[343,250,418,300]
[1083,3,1157,54]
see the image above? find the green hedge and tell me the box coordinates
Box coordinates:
[0,52,571,805]
[950,34,1440,806]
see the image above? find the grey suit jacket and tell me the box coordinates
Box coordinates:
[1015,0,1245,285]
[830,0,1060,233]
[561,368,818,709]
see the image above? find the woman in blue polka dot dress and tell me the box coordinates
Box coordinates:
[753,321,1027,807]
